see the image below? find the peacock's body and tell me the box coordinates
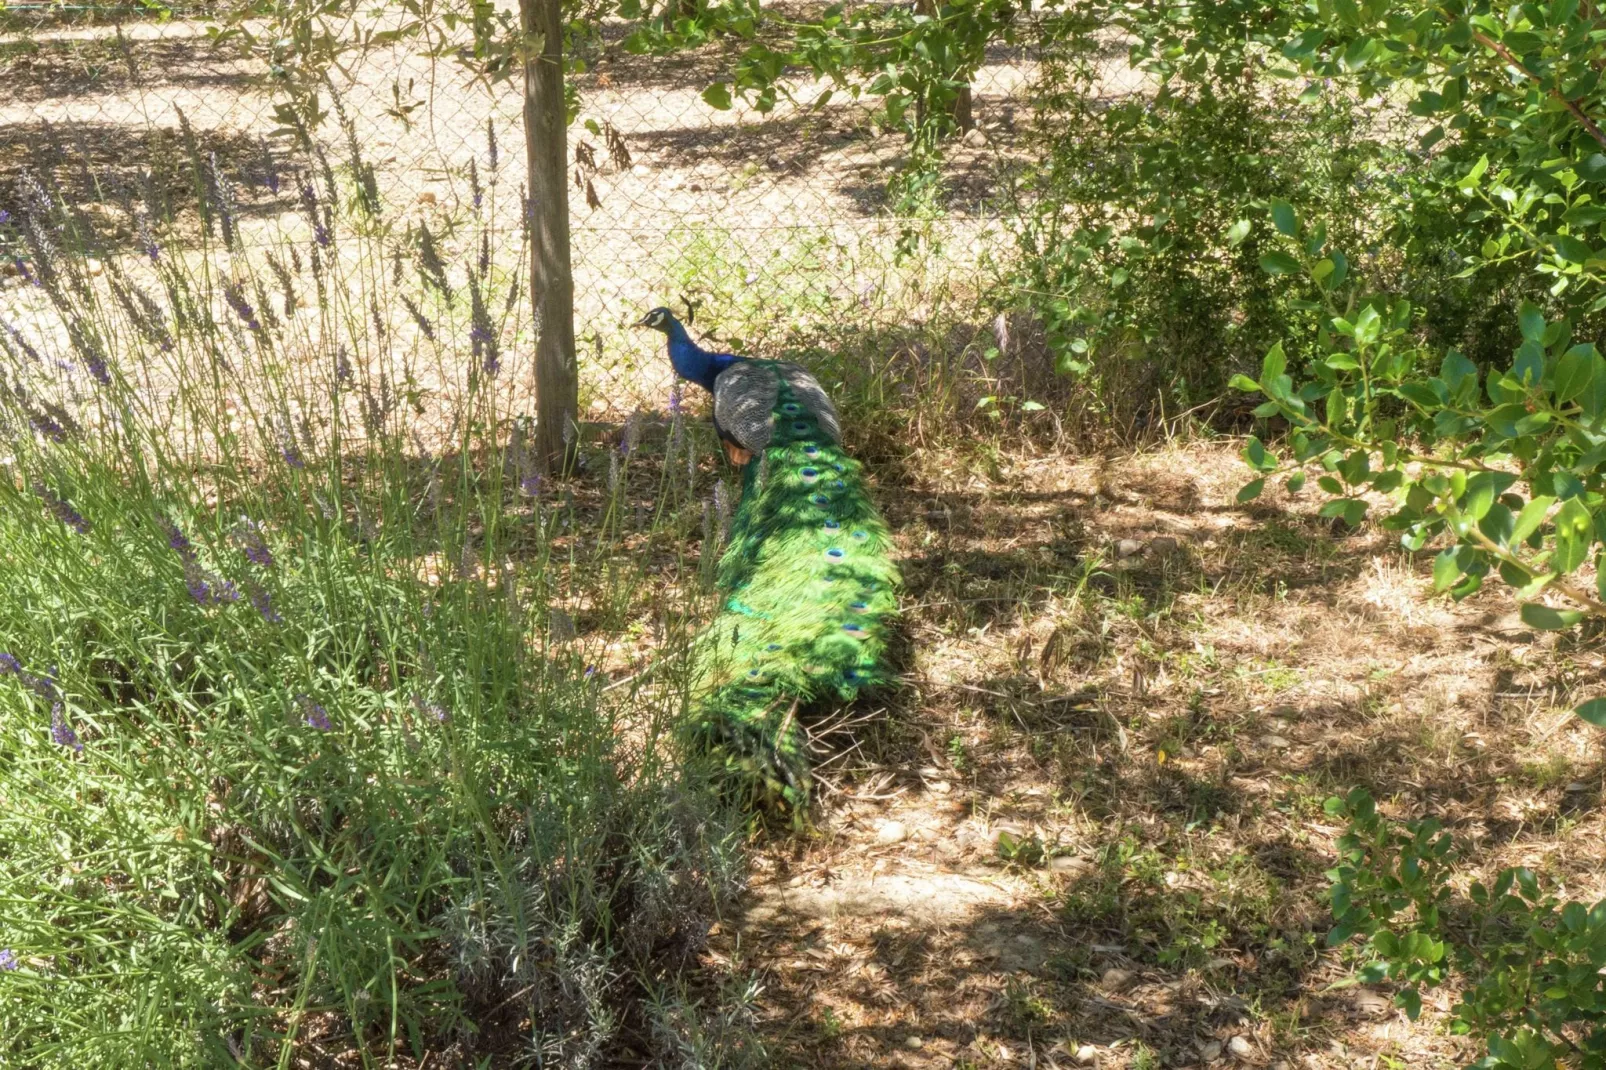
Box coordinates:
[641,307,898,811]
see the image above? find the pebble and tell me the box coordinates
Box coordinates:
[1260,734,1292,749]
[86,258,104,276]
[1072,1044,1099,1064]
[1228,1035,1253,1058]
[1049,855,1090,875]
[1149,535,1180,554]
[902,1035,923,1050]
[961,127,988,148]
[1115,537,1145,558]
[1100,967,1135,991]
[1197,1039,1222,1062]
[875,821,909,846]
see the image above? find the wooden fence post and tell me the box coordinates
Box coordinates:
[520,0,578,474]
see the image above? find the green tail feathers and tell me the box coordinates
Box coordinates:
[685,378,899,812]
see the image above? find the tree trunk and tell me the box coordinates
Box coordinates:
[914,0,975,136]
[951,83,974,133]
[520,0,577,474]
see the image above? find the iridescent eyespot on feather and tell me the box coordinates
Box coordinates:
[766,643,782,651]
[781,402,801,414]
[822,519,840,530]
[803,445,819,457]
[826,548,845,559]
[811,494,830,506]
[747,669,764,678]
[842,623,863,634]
[832,480,845,489]
[849,601,868,612]
[792,421,809,432]
[800,467,819,481]
[851,530,869,541]
[833,463,845,472]
[844,669,861,682]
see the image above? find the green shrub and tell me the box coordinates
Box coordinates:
[1328,788,1606,1069]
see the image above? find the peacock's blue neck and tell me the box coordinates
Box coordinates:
[665,320,741,392]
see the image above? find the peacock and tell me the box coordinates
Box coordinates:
[639,306,899,812]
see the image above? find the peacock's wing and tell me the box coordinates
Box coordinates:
[712,360,780,453]
[775,362,841,443]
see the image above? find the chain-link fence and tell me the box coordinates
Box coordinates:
[0,2,1083,427]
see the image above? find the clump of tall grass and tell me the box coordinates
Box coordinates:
[0,119,752,1067]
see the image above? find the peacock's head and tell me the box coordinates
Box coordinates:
[637,306,676,333]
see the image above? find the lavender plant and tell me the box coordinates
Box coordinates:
[0,125,741,1069]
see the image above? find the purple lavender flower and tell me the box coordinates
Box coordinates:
[297,694,332,731]
[223,281,260,332]
[21,666,54,701]
[668,385,683,416]
[470,277,499,375]
[184,562,212,604]
[233,517,273,567]
[160,516,196,562]
[299,178,331,248]
[0,210,10,226]
[521,473,542,497]
[50,704,82,752]
[0,949,17,971]
[418,225,453,299]
[0,653,20,675]
[66,319,111,386]
[258,137,281,195]
[11,257,32,285]
[470,158,483,211]
[401,295,436,342]
[280,441,305,469]
[335,346,353,383]
[26,408,65,442]
[487,119,499,171]
[136,214,160,262]
[34,484,89,534]
[246,580,281,623]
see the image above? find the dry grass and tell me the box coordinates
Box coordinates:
[697,436,1606,1070]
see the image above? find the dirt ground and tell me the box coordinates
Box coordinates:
[700,437,1606,1070]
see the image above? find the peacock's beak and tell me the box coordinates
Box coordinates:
[635,314,655,329]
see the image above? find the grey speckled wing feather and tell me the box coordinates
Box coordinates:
[713,361,780,453]
[775,362,841,443]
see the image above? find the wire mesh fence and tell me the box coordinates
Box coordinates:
[0,2,1077,429]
